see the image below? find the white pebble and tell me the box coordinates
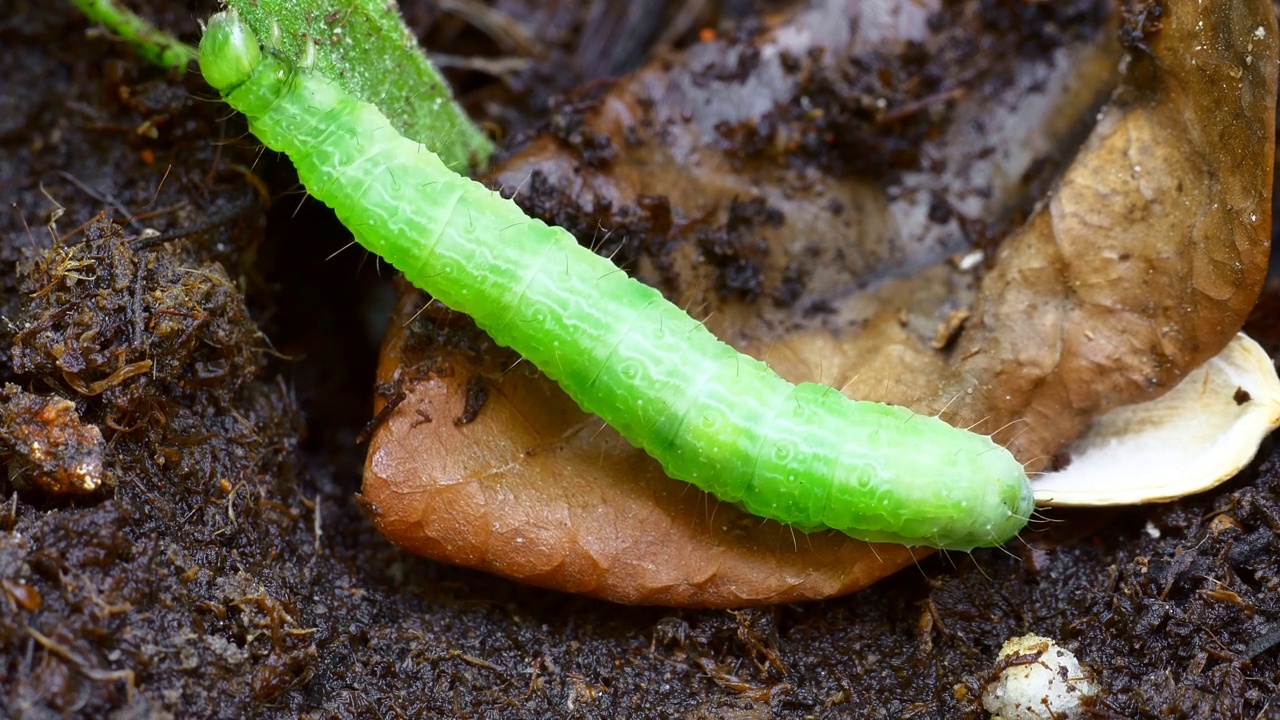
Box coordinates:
[981,634,1097,720]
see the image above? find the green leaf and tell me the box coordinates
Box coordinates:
[223,0,492,172]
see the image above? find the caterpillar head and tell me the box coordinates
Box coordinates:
[198,9,262,93]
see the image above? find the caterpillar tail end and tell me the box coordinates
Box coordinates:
[198,9,261,93]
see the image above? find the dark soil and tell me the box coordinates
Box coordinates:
[2,1,1279,717]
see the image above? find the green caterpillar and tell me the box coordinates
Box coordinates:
[198,9,1033,551]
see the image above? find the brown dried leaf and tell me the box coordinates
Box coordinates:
[363,0,1276,606]
[365,300,928,605]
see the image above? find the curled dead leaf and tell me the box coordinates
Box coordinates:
[364,0,1276,606]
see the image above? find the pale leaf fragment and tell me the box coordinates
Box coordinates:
[1032,334,1280,506]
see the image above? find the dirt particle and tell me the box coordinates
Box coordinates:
[456,375,490,425]
[0,385,106,496]
[931,308,972,350]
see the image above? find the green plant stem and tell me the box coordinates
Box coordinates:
[66,0,493,172]
[69,0,196,72]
